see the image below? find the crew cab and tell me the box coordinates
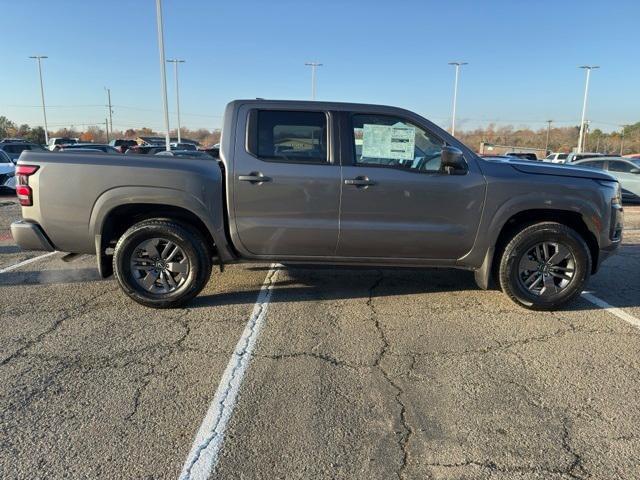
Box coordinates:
[11,100,623,310]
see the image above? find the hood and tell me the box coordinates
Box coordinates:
[498,158,617,182]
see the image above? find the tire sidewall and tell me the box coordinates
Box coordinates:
[114,223,208,307]
[502,225,591,309]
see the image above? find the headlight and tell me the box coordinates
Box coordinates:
[612,183,622,207]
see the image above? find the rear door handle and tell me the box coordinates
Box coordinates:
[238,172,271,183]
[344,176,376,187]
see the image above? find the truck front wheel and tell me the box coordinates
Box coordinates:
[113,219,212,308]
[498,222,591,311]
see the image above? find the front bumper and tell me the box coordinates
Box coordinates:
[10,221,55,252]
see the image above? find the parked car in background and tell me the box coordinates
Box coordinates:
[199,145,220,158]
[544,152,569,163]
[169,142,197,151]
[47,137,79,151]
[125,145,165,155]
[58,143,121,154]
[109,139,138,153]
[625,154,640,159]
[0,141,47,161]
[506,152,538,161]
[0,149,16,190]
[155,150,213,159]
[574,156,640,203]
[565,152,605,163]
[11,99,623,311]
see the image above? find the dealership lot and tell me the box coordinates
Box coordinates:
[1,196,639,479]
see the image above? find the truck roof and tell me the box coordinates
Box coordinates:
[229,99,419,115]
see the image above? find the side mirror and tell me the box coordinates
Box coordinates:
[441,146,467,174]
[630,168,640,174]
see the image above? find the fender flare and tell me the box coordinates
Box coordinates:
[89,186,232,276]
[472,194,602,290]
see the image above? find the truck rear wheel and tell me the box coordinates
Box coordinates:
[498,222,591,311]
[113,219,212,308]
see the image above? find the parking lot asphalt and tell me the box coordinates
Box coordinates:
[1,195,640,479]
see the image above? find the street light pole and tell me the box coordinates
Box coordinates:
[448,62,467,137]
[105,87,113,139]
[305,62,322,100]
[167,59,185,143]
[545,120,553,153]
[577,65,599,153]
[155,0,171,151]
[620,126,625,156]
[28,55,49,145]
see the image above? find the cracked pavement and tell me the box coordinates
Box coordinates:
[1,196,640,479]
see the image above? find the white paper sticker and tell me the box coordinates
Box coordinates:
[362,123,415,160]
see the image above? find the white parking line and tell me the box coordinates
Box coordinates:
[582,292,640,329]
[0,251,58,274]
[179,264,280,480]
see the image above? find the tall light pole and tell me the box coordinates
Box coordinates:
[155,0,171,151]
[28,55,49,145]
[104,87,113,140]
[167,59,185,143]
[305,62,322,100]
[576,65,599,153]
[448,61,467,137]
[620,125,625,156]
[545,120,553,153]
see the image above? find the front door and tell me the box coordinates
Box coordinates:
[231,108,341,257]
[337,112,486,259]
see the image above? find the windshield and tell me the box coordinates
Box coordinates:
[631,159,640,167]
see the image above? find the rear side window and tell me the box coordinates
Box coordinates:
[580,160,605,170]
[3,145,28,154]
[608,161,635,173]
[248,110,327,163]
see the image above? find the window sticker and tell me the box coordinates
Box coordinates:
[361,122,415,160]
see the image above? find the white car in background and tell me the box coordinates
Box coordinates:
[0,150,15,190]
[544,152,569,163]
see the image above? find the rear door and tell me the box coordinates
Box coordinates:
[231,107,341,257]
[336,112,486,259]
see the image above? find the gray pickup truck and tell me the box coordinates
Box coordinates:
[12,100,623,310]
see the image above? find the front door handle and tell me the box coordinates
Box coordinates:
[344,176,376,187]
[238,172,271,184]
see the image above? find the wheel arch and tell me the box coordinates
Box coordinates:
[90,187,230,277]
[475,208,599,289]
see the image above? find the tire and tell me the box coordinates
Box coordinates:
[113,219,212,308]
[498,222,591,311]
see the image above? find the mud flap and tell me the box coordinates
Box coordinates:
[95,234,113,278]
[474,246,495,290]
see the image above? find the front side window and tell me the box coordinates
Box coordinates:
[351,114,444,173]
[608,161,635,173]
[252,110,327,163]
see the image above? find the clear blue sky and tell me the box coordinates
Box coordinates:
[2,0,639,133]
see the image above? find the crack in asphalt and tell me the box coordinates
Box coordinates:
[423,458,586,478]
[0,289,113,368]
[254,351,360,369]
[366,271,413,480]
[125,308,192,421]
